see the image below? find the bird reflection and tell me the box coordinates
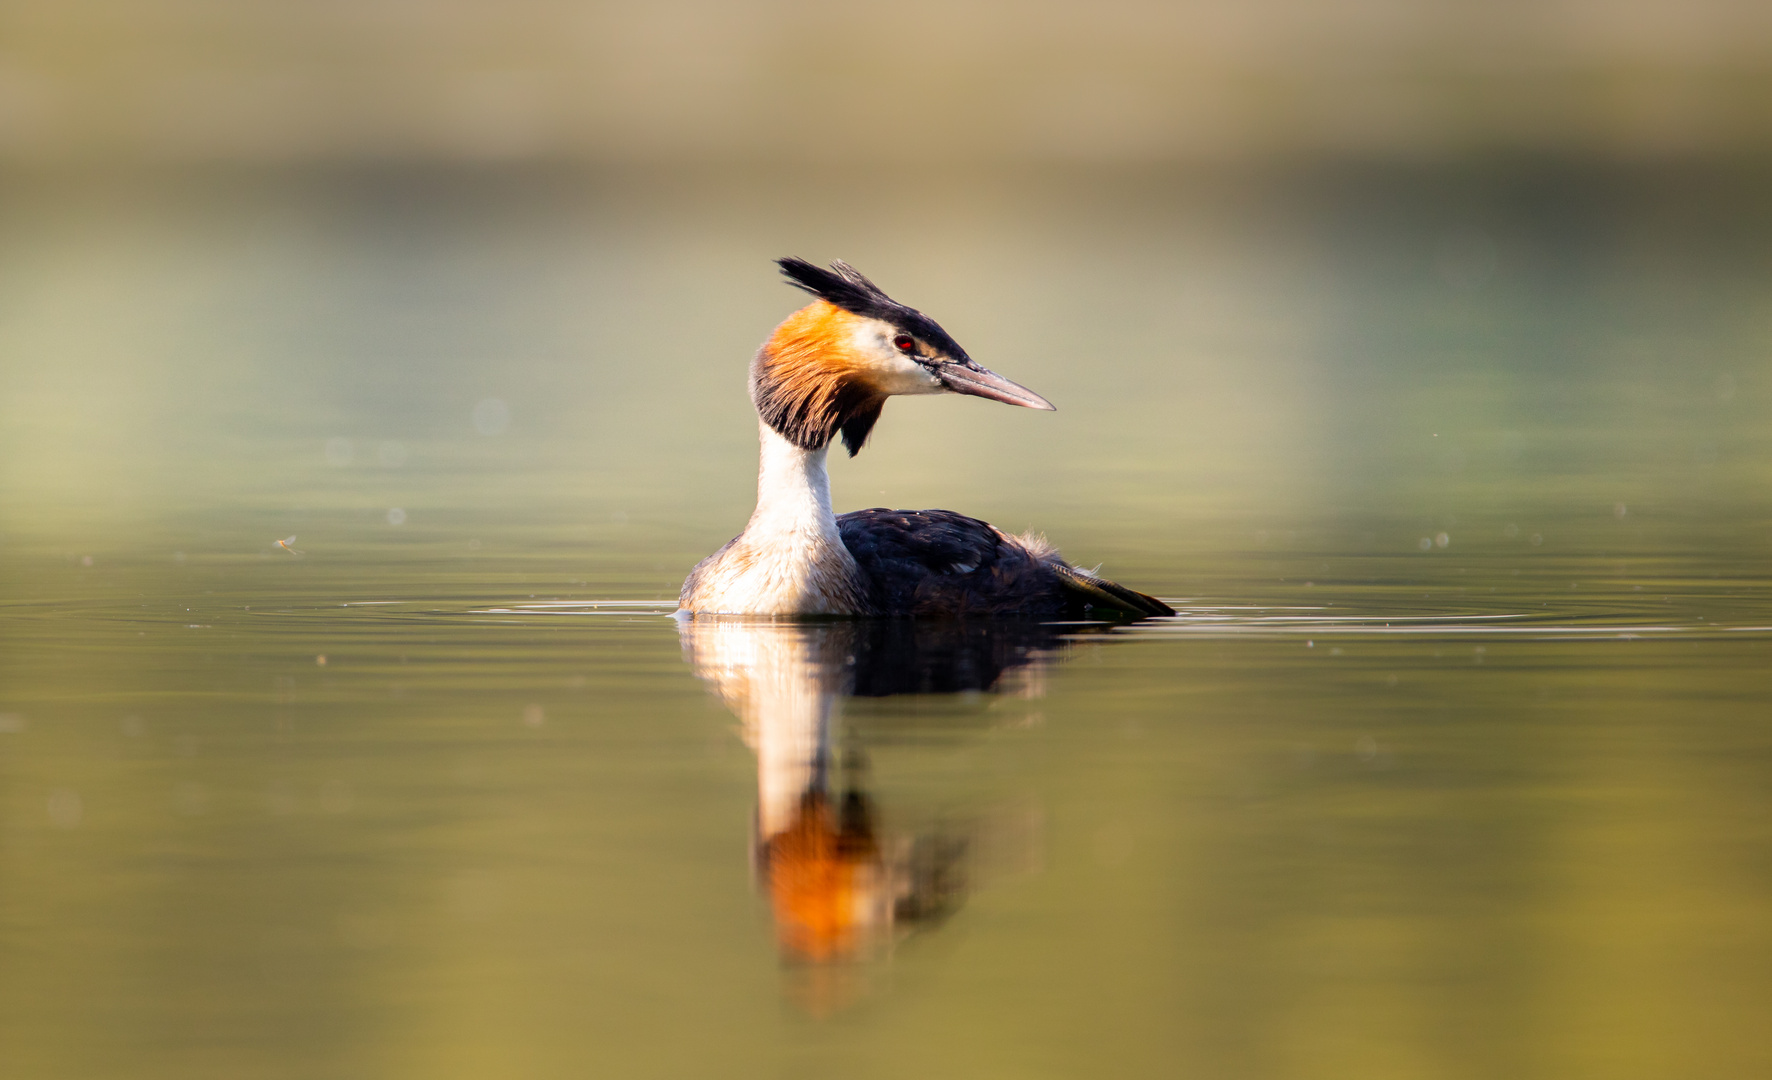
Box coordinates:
[677,618,1066,969]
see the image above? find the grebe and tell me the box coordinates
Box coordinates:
[679,258,1173,619]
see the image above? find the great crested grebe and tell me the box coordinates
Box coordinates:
[679,258,1173,619]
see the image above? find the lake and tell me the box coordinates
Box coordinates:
[2,162,1770,1078]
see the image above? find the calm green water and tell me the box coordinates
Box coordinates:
[3,165,1772,1078]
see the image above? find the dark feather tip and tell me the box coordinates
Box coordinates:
[776,257,893,317]
[774,257,971,364]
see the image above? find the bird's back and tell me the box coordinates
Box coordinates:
[836,508,1172,620]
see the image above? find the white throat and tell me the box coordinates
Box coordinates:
[677,420,865,615]
[748,420,841,541]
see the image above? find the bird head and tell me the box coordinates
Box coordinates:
[752,257,1055,456]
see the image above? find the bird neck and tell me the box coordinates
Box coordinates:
[745,419,842,544]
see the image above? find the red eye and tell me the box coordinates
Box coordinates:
[893,334,916,353]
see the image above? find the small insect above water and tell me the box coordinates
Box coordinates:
[275,536,304,555]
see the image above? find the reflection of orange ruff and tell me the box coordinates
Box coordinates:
[764,790,881,960]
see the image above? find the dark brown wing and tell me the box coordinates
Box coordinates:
[836,508,1172,619]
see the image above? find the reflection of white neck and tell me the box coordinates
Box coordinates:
[751,671,834,841]
[677,620,842,838]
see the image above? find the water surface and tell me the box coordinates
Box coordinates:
[3,164,1771,1078]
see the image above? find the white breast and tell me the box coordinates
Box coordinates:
[684,531,865,616]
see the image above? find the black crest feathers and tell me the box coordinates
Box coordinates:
[775,257,970,363]
[777,258,897,321]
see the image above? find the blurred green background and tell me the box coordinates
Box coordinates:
[2,1,1770,570]
[3,164,1768,592]
[1,0,1770,578]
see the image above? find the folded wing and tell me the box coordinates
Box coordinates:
[837,508,1173,620]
